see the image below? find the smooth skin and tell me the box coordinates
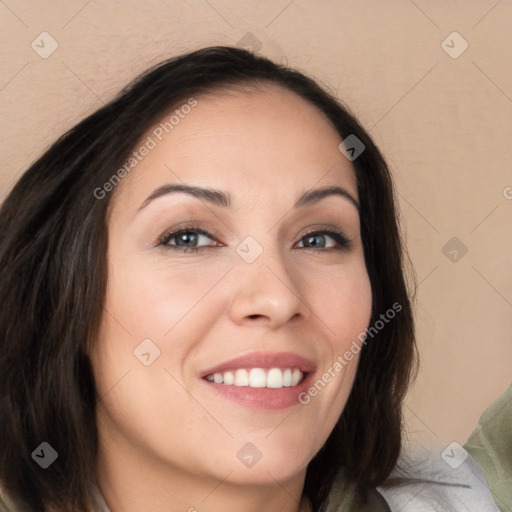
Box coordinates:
[90,84,373,512]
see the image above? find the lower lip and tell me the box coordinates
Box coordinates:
[201,372,315,410]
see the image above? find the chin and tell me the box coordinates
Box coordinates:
[213,443,314,486]
[220,460,310,487]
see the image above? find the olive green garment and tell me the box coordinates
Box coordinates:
[464,382,512,512]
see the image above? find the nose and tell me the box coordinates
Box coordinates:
[228,241,310,329]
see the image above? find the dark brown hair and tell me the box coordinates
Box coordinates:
[0,46,417,511]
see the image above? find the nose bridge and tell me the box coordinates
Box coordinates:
[229,231,307,325]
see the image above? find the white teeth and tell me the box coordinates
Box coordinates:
[205,368,305,388]
[234,369,249,386]
[249,368,266,388]
[266,368,283,388]
[291,369,302,386]
[283,368,293,387]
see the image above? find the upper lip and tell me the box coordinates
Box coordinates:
[200,351,317,378]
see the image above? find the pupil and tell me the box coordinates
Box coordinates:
[307,234,324,248]
[179,232,196,246]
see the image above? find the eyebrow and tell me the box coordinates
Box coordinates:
[137,183,360,212]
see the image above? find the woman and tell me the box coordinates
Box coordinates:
[0,46,499,512]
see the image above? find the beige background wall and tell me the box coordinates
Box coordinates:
[1,1,511,452]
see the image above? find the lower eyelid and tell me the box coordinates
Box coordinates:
[301,231,351,249]
[159,228,351,251]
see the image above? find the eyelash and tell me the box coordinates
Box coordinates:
[157,225,352,253]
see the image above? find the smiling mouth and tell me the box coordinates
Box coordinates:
[204,367,306,388]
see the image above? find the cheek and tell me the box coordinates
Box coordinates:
[104,253,229,342]
[92,255,234,399]
[297,262,372,428]
[312,262,373,346]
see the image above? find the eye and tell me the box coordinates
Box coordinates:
[296,228,351,251]
[157,226,351,253]
[158,225,219,253]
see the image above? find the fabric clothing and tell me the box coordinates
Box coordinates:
[377,447,500,511]
[464,382,512,512]
[0,449,500,511]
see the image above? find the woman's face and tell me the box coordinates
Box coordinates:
[90,85,372,487]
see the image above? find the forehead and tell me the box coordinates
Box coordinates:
[110,85,358,213]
